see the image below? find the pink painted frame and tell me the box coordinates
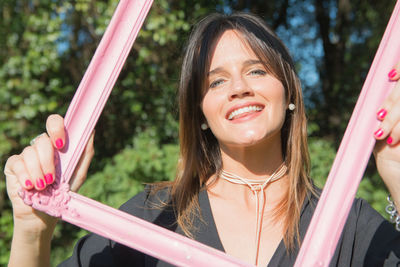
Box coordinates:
[295,1,400,266]
[17,0,399,266]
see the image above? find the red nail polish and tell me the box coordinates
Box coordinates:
[25,179,33,188]
[44,173,53,184]
[388,69,397,79]
[377,109,387,120]
[387,136,393,145]
[374,129,384,138]
[36,178,45,189]
[55,138,63,149]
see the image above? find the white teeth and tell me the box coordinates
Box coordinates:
[228,105,263,120]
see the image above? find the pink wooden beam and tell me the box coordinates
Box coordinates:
[64,192,253,266]
[59,0,153,185]
[295,1,400,266]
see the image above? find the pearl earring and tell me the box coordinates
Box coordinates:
[288,103,295,111]
[201,123,208,130]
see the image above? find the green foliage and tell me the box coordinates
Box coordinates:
[357,172,388,217]
[79,130,179,207]
[0,210,13,265]
[309,137,336,189]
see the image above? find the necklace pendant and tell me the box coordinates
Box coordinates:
[253,184,263,192]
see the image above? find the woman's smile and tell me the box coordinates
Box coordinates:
[226,103,264,121]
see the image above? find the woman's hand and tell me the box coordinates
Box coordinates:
[4,114,95,234]
[373,63,400,208]
[6,114,95,267]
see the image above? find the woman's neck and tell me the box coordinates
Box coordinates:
[219,135,284,181]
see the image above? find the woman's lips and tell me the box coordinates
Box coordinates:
[226,104,264,121]
[228,108,263,123]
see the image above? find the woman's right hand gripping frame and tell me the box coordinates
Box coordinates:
[4,114,95,267]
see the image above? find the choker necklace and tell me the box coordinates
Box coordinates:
[220,163,287,266]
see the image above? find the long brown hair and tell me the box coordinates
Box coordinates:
[155,12,313,250]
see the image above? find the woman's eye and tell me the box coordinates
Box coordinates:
[209,79,224,88]
[249,69,267,76]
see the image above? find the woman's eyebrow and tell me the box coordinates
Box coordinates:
[243,59,264,68]
[207,67,224,77]
[207,59,264,77]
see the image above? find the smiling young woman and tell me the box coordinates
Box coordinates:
[167,13,313,265]
[5,11,400,267]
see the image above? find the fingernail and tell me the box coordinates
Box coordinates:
[374,128,384,138]
[44,173,53,184]
[25,179,33,188]
[55,138,63,149]
[377,109,387,120]
[36,178,45,189]
[387,136,393,145]
[388,69,397,79]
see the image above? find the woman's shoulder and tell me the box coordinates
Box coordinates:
[118,184,176,228]
[303,186,395,240]
[304,185,383,221]
[339,197,400,265]
[303,187,400,265]
[120,184,171,208]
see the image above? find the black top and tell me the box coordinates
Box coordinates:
[59,187,400,266]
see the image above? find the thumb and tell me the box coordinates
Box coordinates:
[69,130,95,192]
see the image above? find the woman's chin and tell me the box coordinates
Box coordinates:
[226,131,266,147]
[220,128,281,148]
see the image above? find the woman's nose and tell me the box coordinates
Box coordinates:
[228,77,254,100]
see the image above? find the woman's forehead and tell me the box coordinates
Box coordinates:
[208,30,260,70]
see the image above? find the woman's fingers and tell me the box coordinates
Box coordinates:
[388,62,400,80]
[70,131,95,192]
[46,114,65,149]
[388,122,400,145]
[18,133,56,191]
[375,68,400,143]
[5,155,33,190]
[5,113,62,193]
[33,134,55,186]
[5,146,59,232]
[6,114,93,194]
[21,146,46,190]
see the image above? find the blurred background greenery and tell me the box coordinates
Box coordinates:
[0,0,396,265]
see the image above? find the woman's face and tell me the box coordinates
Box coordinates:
[201,30,287,149]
